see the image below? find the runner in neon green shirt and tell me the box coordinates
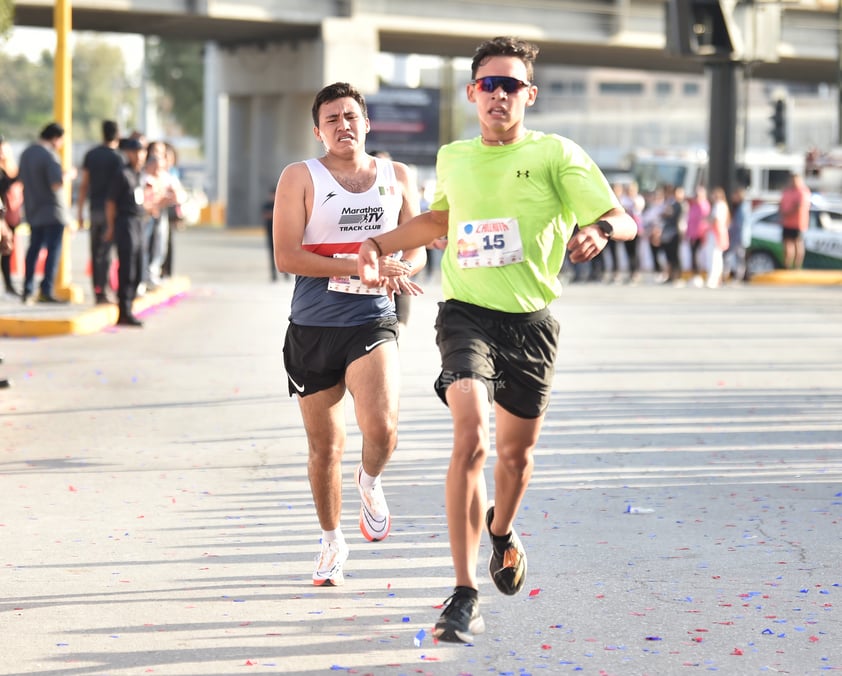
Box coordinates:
[433,130,621,312]
[358,36,638,644]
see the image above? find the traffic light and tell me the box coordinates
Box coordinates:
[666,0,737,59]
[770,99,786,147]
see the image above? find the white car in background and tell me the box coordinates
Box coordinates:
[746,196,842,276]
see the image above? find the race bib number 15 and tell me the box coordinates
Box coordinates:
[455,217,524,268]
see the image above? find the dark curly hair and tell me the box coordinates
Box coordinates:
[311,82,368,127]
[471,36,539,83]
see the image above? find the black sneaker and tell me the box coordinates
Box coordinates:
[37,293,66,304]
[486,506,527,596]
[117,314,143,327]
[433,587,485,644]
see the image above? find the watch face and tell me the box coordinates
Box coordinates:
[598,220,613,237]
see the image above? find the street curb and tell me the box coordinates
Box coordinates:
[750,270,842,285]
[0,276,192,338]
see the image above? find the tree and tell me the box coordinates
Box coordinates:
[0,0,13,40]
[0,35,139,143]
[72,38,138,141]
[0,51,54,140]
[145,38,204,138]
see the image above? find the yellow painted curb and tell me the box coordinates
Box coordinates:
[750,270,842,285]
[0,276,191,338]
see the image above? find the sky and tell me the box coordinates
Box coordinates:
[3,26,144,73]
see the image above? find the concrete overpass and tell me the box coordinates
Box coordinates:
[13,0,842,224]
[14,0,840,81]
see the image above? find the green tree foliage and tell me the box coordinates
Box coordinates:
[145,38,203,138]
[0,0,13,40]
[72,38,138,141]
[0,36,138,143]
[0,50,54,140]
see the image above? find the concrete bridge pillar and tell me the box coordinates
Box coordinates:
[213,18,379,226]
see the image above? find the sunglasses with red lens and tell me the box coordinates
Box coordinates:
[472,76,531,94]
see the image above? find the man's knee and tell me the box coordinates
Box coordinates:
[496,448,533,476]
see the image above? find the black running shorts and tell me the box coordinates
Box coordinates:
[433,299,560,419]
[283,317,399,397]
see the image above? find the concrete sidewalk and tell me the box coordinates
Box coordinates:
[1,228,841,675]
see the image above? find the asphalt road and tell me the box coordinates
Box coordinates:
[1,227,841,675]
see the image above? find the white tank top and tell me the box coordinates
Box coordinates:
[301,156,403,256]
[290,156,403,326]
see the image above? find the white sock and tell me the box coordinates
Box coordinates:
[322,528,343,544]
[358,466,380,489]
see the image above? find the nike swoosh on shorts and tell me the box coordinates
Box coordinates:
[288,374,305,392]
[365,338,389,352]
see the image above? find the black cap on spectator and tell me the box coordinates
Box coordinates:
[119,137,145,151]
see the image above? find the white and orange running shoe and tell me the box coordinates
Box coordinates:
[355,464,391,542]
[312,539,349,587]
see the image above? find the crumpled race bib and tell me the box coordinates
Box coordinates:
[328,253,387,295]
[455,217,523,268]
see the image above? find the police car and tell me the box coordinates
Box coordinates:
[746,196,842,276]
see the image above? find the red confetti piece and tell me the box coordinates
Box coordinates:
[809,635,820,642]
[244,660,256,665]
[541,644,551,650]
[529,588,541,597]
[731,648,743,655]
[68,486,77,492]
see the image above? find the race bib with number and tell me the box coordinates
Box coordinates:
[455,217,524,268]
[328,253,388,295]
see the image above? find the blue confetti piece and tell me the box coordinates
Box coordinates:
[414,628,426,647]
[762,629,774,635]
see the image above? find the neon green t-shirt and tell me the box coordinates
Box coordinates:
[430,130,620,312]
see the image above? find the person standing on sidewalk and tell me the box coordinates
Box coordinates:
[18,122,74,304]
[357,36,637,643]
[272,82,426,586]
[685,185,711,286]
[105,138,148,327]
[78,120,123,304]
[779,172,811,270]
[0,137,21,297]
[0,217,13,387]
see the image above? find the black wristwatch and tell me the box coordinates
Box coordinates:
[596,219,614,240]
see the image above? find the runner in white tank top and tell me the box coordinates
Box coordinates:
[270,82,427,587]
